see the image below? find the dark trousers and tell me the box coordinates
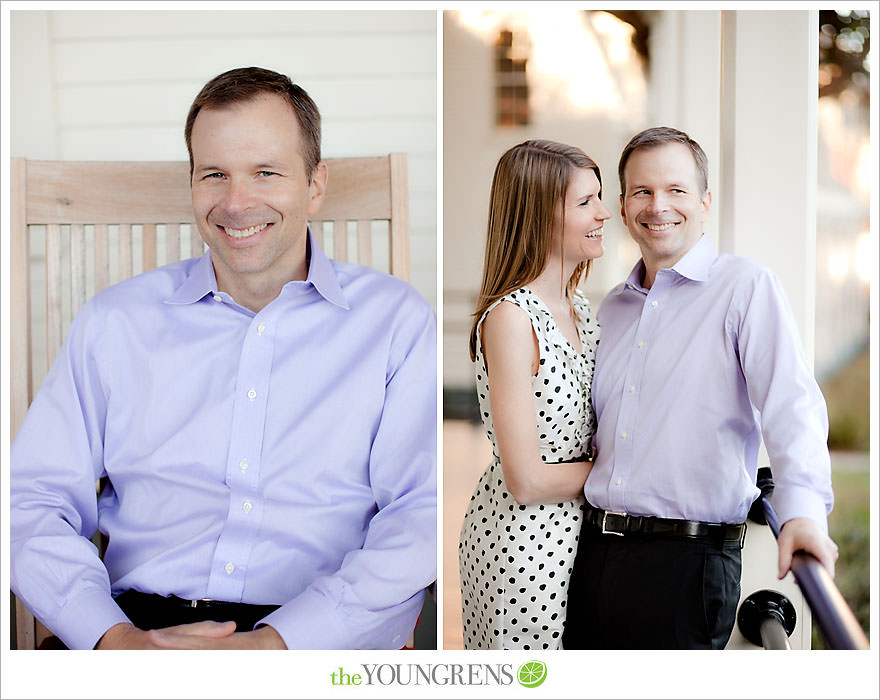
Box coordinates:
[562,524,742,649]
[114,590,280,633]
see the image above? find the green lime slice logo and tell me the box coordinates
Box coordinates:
[517,660,547,688]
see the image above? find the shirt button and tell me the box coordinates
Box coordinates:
[242,500,253,514]
[224,562,235,575]
[637,341,645,348]
[213,294,222,302]
[620,431,628,439]
[247,388,257,400]
[257,323,266,335]
[239,459,249,471]
[651,300,658,308]
[629,385,635,393]
[615,479,622,486]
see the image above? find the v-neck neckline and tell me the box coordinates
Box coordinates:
[522,286,584,356]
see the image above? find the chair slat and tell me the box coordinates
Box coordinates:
[333,220,347,261]
[167,223,181,263]
[143,223,157,272]
[118,224,132,281]
[46,224,63,369]
[70,224,87,317]
[389,153,410,281]
[191,227,204,259]
[357,220,372,268]
[94,224,109,293]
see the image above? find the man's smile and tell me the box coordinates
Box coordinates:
[641,221,679,232]
[219,222,272,239]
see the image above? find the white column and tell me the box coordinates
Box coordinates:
[649,10,723,246]
[719,10,819,360]
[718,9,819,651]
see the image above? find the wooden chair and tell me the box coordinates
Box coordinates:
[9,154,410,649]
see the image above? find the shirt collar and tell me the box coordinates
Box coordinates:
[165,227,350,310]
[623,234,716,293]
[301,228,350,310]
[669,234,716,283]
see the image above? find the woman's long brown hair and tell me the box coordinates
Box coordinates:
[469,139,601,360]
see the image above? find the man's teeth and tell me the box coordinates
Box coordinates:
[223,223,269,239]
[644,222,676,231]
[585,228,603,238]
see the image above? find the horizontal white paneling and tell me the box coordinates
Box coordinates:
[51,10,436,39]
[57,78,435,127]
[53,35,436,84]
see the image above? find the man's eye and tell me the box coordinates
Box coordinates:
[203,172,224,180]
[257,171,278,177]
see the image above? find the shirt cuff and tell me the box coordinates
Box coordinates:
[50,587,131,650]
[256,587,351,649]
[770,485,830,535]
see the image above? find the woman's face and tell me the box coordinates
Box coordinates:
[551,168,610,263]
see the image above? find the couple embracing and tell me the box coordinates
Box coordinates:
[459,127,837,650]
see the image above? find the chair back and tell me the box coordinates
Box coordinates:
[9,154,409,649]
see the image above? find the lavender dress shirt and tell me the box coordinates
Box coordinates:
[11,230,437,650]
[588,235,833,529]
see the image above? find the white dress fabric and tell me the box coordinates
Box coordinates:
[459,286,598,650]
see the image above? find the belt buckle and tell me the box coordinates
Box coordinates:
[601,510,627,536]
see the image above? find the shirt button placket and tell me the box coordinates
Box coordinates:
[207,313,273,601]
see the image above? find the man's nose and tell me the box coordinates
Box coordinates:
[645,193,669,213]
[220,178,255,213]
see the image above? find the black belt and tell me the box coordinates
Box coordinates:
[583,504,746,543]
[115,590,280,631]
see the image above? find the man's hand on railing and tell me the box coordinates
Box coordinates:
[777,517,839,580]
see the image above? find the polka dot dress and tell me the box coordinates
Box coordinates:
[459,286,598,650]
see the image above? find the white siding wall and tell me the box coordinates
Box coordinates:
[10,9,437,307]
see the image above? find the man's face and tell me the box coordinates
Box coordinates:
[190,93,325,290]
[620,142,710,274]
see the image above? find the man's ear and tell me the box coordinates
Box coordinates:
[307,161,328,217]
[619,193,626,227]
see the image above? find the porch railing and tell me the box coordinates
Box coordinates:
[743,467,869,650]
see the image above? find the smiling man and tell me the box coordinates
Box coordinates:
[10,67,436,650]
[561,127,836,649]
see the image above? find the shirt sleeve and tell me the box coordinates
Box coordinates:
[259,295,437,649]
[10,299,132,650]
[734,267,834,531]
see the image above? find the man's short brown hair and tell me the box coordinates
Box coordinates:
[185,66,321,179]
[618,126,708,197]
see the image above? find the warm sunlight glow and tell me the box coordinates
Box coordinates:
[854,233,871,283]
[827,249,849,282]
[457,9,645,119]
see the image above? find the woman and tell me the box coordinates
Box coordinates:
[459,139,610,650]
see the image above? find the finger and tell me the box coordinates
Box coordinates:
[777,547,792,580]
[147,630,226,650]
[155,620,237,638]
[777,533,793,580]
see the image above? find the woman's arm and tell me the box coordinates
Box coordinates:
[481,301,592,506]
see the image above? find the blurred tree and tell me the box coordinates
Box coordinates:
[819,10,870,106]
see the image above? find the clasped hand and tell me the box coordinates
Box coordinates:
[95,620,286,649]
